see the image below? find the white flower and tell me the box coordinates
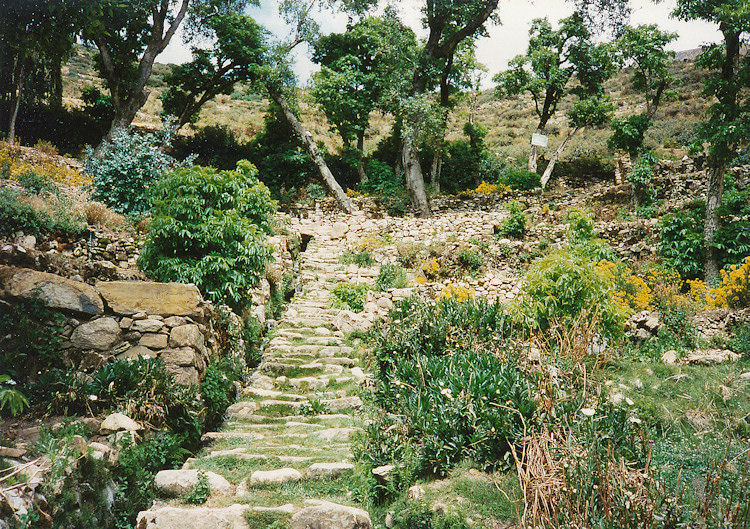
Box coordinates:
[88,395,98,401]
[5,379,16,386]
[628,417,642,424]
[581,408,596,417]
[625,397,634,406]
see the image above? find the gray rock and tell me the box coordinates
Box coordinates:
[154,469,232,497]
[100,413,141,433]
[140,333,169,349]
[136,504,249,529]
[169,324,204,349]
[71,317,121,351]
[291,501,372,529]
[250,468,303,485]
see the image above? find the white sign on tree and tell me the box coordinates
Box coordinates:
[531,133,549,148]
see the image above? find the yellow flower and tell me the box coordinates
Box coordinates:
[437,283,475,303]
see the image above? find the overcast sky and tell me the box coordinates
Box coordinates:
[159,0,721,86]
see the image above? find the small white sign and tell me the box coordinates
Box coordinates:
[531,133,549,148]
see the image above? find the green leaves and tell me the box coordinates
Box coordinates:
[138,161,276,311]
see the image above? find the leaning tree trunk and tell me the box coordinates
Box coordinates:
[540,127,580,189]
[402,134,431,217]
[7,60,25,144]
[703,164,726,285]
[356,131,367,184]
[430,152,442,194]
[268,86,356,214]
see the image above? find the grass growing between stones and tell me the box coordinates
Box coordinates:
[244,511,292,529]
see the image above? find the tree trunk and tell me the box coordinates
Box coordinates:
[430,152,441,194]
[540,127,580,189]
[356,131,367,184]
[268,86,356,214]
[528,127,545,173]
[7,59,25,144]
[402,134,431,217]
[51,54,63,111]
[703,164,726,285]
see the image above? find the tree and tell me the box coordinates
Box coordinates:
[673,0,750,283]
[401,0,501,217]
[81,0,253,149]
[494,14,612,174]
[607,24,677,179]
[310,16,417,183]
[161,12,266,130]
[0,0,78,143]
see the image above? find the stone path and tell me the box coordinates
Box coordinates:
[137,232,376,529]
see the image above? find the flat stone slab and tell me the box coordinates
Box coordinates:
[307,462,355,479]
[250,468,303,485]
[136,504,248,529]
[96,280,204,317]
[314,428,361,442]
[322,397,363,412]
[154,469,233,496]
[291,500,372,529]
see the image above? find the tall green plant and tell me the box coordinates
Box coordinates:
[138,160,276,310]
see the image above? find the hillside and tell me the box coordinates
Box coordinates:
[62,45,709,164]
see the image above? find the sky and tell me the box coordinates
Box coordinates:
[159,0,722,86]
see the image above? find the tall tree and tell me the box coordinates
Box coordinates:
[161,12,266,130]
[494,14,609,173]
[608,24,677,182]
[401,0,501,217]
[673,0,750,283]
[310,16,417,183]
[82,0,252,148]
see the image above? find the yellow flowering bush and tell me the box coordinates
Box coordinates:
[687,257,750,308]
[437,283,476,303]
[421,257,441,279]
[346,188,368,198]
[466,181,510,196]
[0,145,89,187]
[595,260,654,315]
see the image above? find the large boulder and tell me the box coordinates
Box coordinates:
[70,317,121,351]
[136,505,248,529]
[0,266,104,316]
[100,413,142,433]
[154,469,232,497]
[96,281,204,317]
[291,501,372,529]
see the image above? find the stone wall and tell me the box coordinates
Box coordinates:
[0,267,217,385]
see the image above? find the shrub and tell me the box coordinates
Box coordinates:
[0,375,29,417]
[728,324,750,357]
[85,125,187,215]
[332,282,370,312]
[305,182,326,200]
[627,151,659,209]
[519,249,625,340]
[341,251,375,267]
[33,139,59,156]
[201,361,237,429]
[243,317,263,368]
[0,187,84,238]
[172,124,251,170]
[687,256,750,308]
[499,166,541,190]
[138,160,276,310]
[375,264,409,291]
[184,472,211,505]
[364,298,535,477]
[567,207,617,262]
[497,200,527,239]
[81,86,115,130]
[608,114,652,155]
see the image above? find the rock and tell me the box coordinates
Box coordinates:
[100,413,141,433]
[0,266,104,316]
[372,465,394,483]
[250,468,303,485]
[643,315,661,332]
[164,316,188,327]
[154,469,232,497]
[169,324,204,349]
[315,428,360,442]
[407,485,425,500]
[15,234,36,250]
[160,347,196,366]
[330,222,348,239]
[131,318,165,333]
[140,333,169,349]
[685,349,741,365]
[0,447,26,458]
[322,396,363,412]
[96,281,204,317]
[307,462,355,479]
[118,345,156,361]
[661,350,679,365]
[291,501,372,529]
[226,401,259,419]
[136,504,249,529]
[166,365,200,386]
[70,317,121,350]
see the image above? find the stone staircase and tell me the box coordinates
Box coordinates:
[137,233,376,529]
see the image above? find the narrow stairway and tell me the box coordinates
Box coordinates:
[137,232,376,529]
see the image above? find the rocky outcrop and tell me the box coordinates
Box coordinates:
[291,501,372,529]
[136,505,249,529]
[97,281,205,318]
[0,265,104,316]
[154,469,233,497]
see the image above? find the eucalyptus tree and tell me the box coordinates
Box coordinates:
[161,12,266,130]
[607,24,677,174]
[310,15,417,183]
[81,0,254,149]
[399,0,501,217]
[672,0,750,283]
[494,13,613,173]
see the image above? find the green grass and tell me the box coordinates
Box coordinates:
[244,510,292,529]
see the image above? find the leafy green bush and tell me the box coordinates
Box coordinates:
[658,201,708,281]
[332,282,370,312]
[361,298,534,478]
[0,187,84,238]
[81,86,115,130]
[499,166,541,190]
[457,247,483,271]
[0,375,28,417]
[627,151,658,209]
[341,250,375,267]
[519,249,624,339]
[375,264,409,291]
[497,200,527,239]
[85,126,187,215]
[567,207,617,262]
[305,182,326,200]
[138,160,276,310]
[201,361,236,429]
[184,472,211,505]
[608,114,652,155]
[243,316,263,368]
[728,324,750,358]
[172,125,251,170]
